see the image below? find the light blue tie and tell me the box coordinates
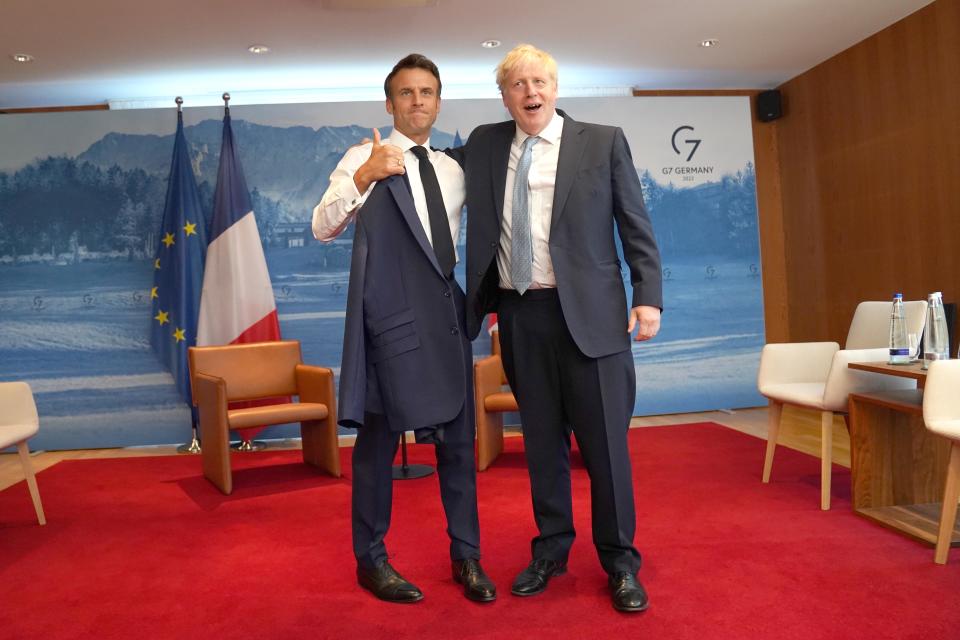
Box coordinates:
[511,135,540,294]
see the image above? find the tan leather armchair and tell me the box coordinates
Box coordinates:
[188,340,341,494]
[474,330,518,471]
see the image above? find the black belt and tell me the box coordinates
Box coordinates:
[499,287,558,300]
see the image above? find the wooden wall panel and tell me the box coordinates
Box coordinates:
[0,104,107,114]
[773,0,960,343]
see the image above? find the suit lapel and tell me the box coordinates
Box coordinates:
[490,123,513,223]
[386,176,443,276]
[550,116,586,233]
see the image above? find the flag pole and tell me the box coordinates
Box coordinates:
[156,94,202,456]
[217,91,268,454]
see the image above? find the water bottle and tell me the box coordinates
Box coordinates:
[888,293,910,364]
[922,291,950,369]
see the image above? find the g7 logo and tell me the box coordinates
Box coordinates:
[671,125,701,162]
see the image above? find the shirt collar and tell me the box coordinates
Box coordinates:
[513,109,563,146]
[388,129,430,153]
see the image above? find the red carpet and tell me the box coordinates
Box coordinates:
[1,423,958,639]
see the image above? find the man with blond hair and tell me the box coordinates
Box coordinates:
[456,44,662,612]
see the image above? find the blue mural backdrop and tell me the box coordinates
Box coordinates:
[0,97,764,450]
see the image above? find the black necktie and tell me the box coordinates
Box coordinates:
[410,145,455,276]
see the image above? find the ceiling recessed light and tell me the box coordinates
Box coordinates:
[481,40,501,49]
[700,39,718,48]
[11,53,34,63]
[247,44,271,55]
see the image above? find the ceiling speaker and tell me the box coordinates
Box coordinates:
[757,90,782,122]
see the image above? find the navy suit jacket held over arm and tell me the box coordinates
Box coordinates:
[338,174,469,432]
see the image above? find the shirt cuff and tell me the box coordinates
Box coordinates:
[341,178,365,210]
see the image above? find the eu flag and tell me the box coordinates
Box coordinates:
[150,110,207,406]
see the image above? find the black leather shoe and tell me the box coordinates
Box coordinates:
[452,559,497,602]
[510,558,567,596]
[608,571,649,612]
[357,562,424,603]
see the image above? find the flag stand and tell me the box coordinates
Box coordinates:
[176,426,202,454]
[232,438,267,452]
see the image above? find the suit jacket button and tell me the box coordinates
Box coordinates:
[443,291,451,297]
[489,242,497,249]
[450,327,460,335]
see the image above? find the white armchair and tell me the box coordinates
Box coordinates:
[921,360,960,564]
[0,381,46,525]
[757,300,927,510]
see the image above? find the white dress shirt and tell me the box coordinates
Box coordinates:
[312,129,465,261]
[498,110,564,290]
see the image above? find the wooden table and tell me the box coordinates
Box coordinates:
[847,361,960,547]
[848,360,928,386]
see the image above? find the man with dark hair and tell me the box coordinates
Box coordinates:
[383,53,442,100]
[312,54,495,605]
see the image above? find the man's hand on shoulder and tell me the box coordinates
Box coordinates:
[628,305,661,342]
[354,128,405,194]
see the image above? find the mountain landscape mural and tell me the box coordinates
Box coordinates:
[0,98,765,449]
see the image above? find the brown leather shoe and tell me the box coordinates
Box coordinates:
[608,571,649,612]
[452,559,497,602]
[510,558,567,596]
[357,561,424,603]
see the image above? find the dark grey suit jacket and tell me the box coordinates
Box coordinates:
[338,175,469,432]
[460,110,663,359]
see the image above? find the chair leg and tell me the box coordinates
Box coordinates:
[477,411,505,472]
[820,410,834,511]
[762,401,782,483]
[934,443,960,564]
[474,357,506,471]
[16,441,45,525]
[195,376,233,495]
[296,366,341,478]
[301,418,341,478]
[197,409,232,495]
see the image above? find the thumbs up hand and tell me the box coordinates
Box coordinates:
[353,128,405,194]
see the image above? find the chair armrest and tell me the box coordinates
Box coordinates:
[475,355,505,400]
[295,364,335,407]
[758,342,839,391]
[474,354,507,471]
[295,364,341,477]
[923,360,960,439]
[822,347,916,411]
[194,372,227,415]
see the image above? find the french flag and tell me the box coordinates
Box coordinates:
[197,107,281,348]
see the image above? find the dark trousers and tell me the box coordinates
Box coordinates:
[499,288,641,574]
[351,405,481,569]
